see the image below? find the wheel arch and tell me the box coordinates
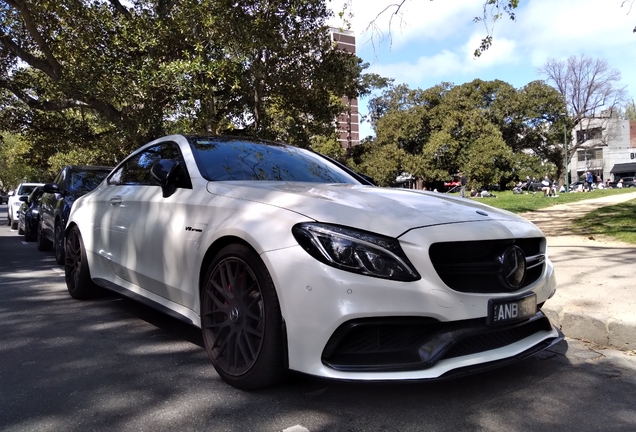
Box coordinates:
[198,235,290,379]
[198,235,256,297]
[65,221,79,237]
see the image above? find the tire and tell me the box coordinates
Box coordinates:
[10,215,18,230]
[64,226,98,299]
[201,243,285,390]
[24,220,36,242]
[36,221,53,251]
[54,223,65,265]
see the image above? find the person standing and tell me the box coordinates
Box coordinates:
[586,171,594,192]
[459,171,467,198]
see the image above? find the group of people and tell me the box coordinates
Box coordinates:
[461,169,628,198]
[540,176,558,197]
[458,172,497,198]
[514,176,558,197]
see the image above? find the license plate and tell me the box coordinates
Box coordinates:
[488,294,537,325]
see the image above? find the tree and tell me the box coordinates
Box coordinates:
[0,132,47,189]
[347,140,407,187]
[538,55,627,126]
[621,100,636,120]
[538,55,628,181]
[357,79,567,189]
[0,0,365,173]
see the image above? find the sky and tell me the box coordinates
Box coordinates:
[328,0,636,138]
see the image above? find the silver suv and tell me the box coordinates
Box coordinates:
[7,182,44,230]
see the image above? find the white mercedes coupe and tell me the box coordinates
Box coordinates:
[65,134,562,389]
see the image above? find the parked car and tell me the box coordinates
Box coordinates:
[7,182,45,230]
[39,165,113,264]
[0,190,8,205]
[569,181,585,191]
[17,186,45,241]
[608,176,636,188]
[64,135,561,390]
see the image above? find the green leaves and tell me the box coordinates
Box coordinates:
[357,79,568,189]
[0,0,365,172]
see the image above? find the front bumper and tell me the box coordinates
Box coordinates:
[261,219,558,381]
[321,311,556,372]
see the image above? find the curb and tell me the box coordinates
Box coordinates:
[542,306,636,352]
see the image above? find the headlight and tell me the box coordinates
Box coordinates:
[292,223,420,281]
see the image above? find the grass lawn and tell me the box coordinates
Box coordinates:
[570,199,636,244]
[449,188,636,213]
[445,187,636,244]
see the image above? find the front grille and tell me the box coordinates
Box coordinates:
[321,313,554,372]
[429,238,545,293]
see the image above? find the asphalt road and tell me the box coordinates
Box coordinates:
[1,204,636,432]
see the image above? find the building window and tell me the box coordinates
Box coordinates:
[576,127,603,143]
[577,148,602,162]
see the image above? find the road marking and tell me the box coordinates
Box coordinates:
[51,268,64,276]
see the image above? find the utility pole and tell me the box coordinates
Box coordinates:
[564,125,569,193]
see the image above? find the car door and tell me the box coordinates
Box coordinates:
[40,171,65,240]
[104,141,195,306]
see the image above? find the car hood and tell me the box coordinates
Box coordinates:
[206,182,532,238]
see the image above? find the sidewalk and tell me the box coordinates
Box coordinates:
[520,191,636,352]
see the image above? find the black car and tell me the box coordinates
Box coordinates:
[38,165,113,264]
[0,190,8,205]
[17,186,44,241]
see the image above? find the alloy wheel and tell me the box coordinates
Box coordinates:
[202,257,265,376]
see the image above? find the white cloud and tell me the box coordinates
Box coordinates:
[495,0,635,65]
[329,0,486,48]
[363,35,518,87]
[346,0,636,95]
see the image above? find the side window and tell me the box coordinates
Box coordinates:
[108,142,191,188]
[55,170,65,188]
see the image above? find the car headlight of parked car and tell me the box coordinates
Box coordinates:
[292,222,420,281]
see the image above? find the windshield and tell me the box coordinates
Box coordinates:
[70,170,111,193]
[17,185,38,196]
[188,137,359,184]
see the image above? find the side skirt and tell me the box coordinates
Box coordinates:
[93,277,198,327]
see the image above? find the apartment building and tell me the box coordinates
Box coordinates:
[330,27,360,151]
[568,112,636,182]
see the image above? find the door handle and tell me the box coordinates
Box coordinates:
[110,196,122,206]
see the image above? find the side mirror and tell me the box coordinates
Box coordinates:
[43,183,61,194]
[8,191,14,197]
[19,195,28,202]
[151,159,179,198]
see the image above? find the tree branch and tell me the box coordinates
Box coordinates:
[0,79,125,125]
[4,0,62,79]
[0,79,89,110]
[0,35,59,79]
[108,0,132,19]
